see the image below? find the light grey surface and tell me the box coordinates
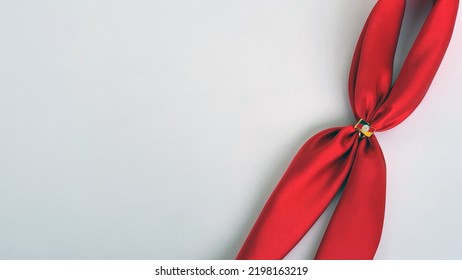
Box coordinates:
[1,0,461,259]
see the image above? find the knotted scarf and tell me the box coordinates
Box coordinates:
[237,0,459,260]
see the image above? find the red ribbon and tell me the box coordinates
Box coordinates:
[237,0,459,260]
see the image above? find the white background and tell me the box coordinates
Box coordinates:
[0,0,461,259]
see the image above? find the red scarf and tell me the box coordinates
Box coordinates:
[237,0,459,260]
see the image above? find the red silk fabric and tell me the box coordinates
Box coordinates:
[237,0,459,260]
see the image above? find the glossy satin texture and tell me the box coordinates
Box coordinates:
[237,0,458,260]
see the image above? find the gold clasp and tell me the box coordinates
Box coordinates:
[354,119,375,138]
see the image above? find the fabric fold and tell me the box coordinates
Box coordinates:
[315,135,386,259]
[236,126,358,259]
